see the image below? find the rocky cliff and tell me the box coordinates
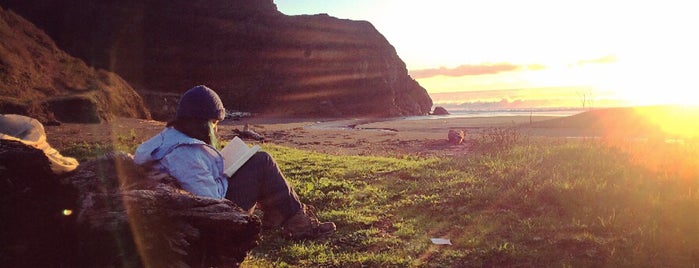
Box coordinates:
[1,0,432,119]
[0,6,150,123]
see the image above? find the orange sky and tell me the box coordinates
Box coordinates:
[277,0,699,108]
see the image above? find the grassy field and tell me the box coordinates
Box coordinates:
[244,134,699,267]
[60,126,699,267]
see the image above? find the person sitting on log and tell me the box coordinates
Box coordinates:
[134,85,335,240]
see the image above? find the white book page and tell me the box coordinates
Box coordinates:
[220,137,260,177]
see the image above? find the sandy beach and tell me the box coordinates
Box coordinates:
[47,106,684,158]
[216,115,583,157]
[44,115,563,158]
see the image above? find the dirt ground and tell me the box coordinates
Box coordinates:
[44,115,593,158]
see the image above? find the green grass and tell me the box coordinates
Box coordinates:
[59,129,140,162]
[60,131,699,267]
[246,139,699,267]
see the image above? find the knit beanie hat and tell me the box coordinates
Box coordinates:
[175,85,226,120]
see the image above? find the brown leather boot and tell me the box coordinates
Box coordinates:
[282,204,336,240]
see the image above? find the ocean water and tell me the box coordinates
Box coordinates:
[405,107,585,121]
[307,107,586,131]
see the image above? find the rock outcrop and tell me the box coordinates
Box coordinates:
[0,7,150,123]
[432,106,450,115]
[0,140,261,267]
[1,0,433,119]
[448,129,465,145]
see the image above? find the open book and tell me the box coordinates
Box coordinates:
[220,136,261,177]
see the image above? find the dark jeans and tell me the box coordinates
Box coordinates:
[225,151,302,226]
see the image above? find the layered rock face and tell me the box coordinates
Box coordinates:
[0,7,150,123]
[1,0,432,119]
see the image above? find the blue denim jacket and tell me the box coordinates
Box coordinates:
[134,127,228,199]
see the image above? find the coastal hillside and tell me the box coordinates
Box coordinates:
[1,0,433,119]
[530,106,699,139]
[0,6,150,123]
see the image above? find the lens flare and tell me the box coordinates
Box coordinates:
[63,209,73,216]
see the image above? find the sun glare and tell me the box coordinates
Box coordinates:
[603,80,699,107]
[562,53,699,108]
[633,106,699,139]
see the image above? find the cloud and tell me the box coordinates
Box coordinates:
[410,63,522,79]
[523,64,547,71]
[576,55,617,66]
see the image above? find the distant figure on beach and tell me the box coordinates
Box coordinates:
[134,85,335,239]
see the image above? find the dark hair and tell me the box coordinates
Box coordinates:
[167,118,213,145]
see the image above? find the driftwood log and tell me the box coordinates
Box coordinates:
[0,140,261,267]
[233,124,265,141]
